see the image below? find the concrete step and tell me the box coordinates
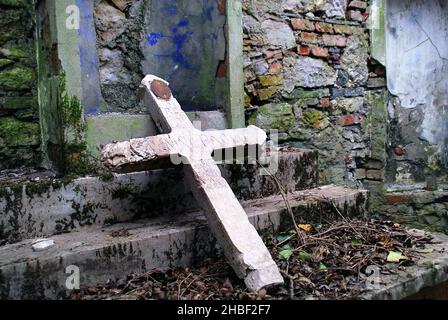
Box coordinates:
[0,185,366,299]
[0,148,318,244]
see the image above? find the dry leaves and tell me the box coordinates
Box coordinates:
[72,219,433,301]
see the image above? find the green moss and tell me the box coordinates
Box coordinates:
[111,185,135,200]
[244,91,251,108]
[0,47,28,59]
[64,142,94,178]
[258,75,283,87]
[0,0,29,8]
[58,74,94,178]
[365,90,387,161]
[364,181,386,212]
[0,59,13,68]
[257,87,279,101]
[303,110,327,129]
[0,117,39,147]
[23,179,66,198]
[284,88,329,106]
[99,172,114,182]
[249,103,296,132]
[0,67,35,90]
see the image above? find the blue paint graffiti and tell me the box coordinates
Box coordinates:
[147,33,162,46]
[177,19,189,27]
[148,18,194,70]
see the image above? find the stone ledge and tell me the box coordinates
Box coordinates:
[360,230,448,300]
[0,185,366,299]
[0,148,318,244]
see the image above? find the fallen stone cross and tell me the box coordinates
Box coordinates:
[101,75,284,291]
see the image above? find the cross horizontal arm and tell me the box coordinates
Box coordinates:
[202,126,267,152]
[102,134,175,172]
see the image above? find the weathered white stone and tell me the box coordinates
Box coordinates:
[283,0,326,13]
[386,0,448,152]
[340,35,369,86]
[325,0,348,18]
[332,97,365,114]
[32,239,55,252]
[283,56,337,91]
[261,20,296,49]
[243,14,260,34]
[94,1,126,41]
[98,48,127,84]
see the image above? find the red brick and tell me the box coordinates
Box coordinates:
[320,97,330,109]
[348,10,365,22]
[218,0,226,14]
[394,147,405,156]
[268,62,282,74]
[291,18,315,31]
[264,50,275,59]
[384,194,415,205]
[322,34,347,47]
[300,32,320,44]
[315,22,334,34]
[216,61,227,78]
[311,46,329,58]
[336,114,364,126]
[298,45,311,56]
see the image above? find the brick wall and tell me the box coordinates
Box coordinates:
[0,0,40,170]
[243,0,387,188]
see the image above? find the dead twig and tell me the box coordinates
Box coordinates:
[256,159,306,244]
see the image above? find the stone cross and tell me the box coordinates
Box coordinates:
[101,75,283,291]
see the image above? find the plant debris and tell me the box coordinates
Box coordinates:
[71,219,434,300]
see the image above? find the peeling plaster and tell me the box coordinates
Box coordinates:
[386,0,448,161]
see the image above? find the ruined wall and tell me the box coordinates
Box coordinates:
[385,0,448,186]
[377,0,448,234]
[94,0,227,113]
[0,0,41,169]
[243,0,387,189]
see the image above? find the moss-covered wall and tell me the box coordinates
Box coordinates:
[243,0,387,191]
[0,0,41,169]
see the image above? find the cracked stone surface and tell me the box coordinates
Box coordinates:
[341,34,369,86]
[386,0,448,165]
[325,0,348,18]
[283,56,337,91]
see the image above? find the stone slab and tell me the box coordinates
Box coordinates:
[0,185,367,299]
[360,231,448,300]
[0,148,318,244]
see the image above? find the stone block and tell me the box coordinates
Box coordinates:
[311,47,329,58]
[315,22,334,34]
[300,32,321,45]
[366,169,383,181]
[291,18,315,31]
[322,34,347,47]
